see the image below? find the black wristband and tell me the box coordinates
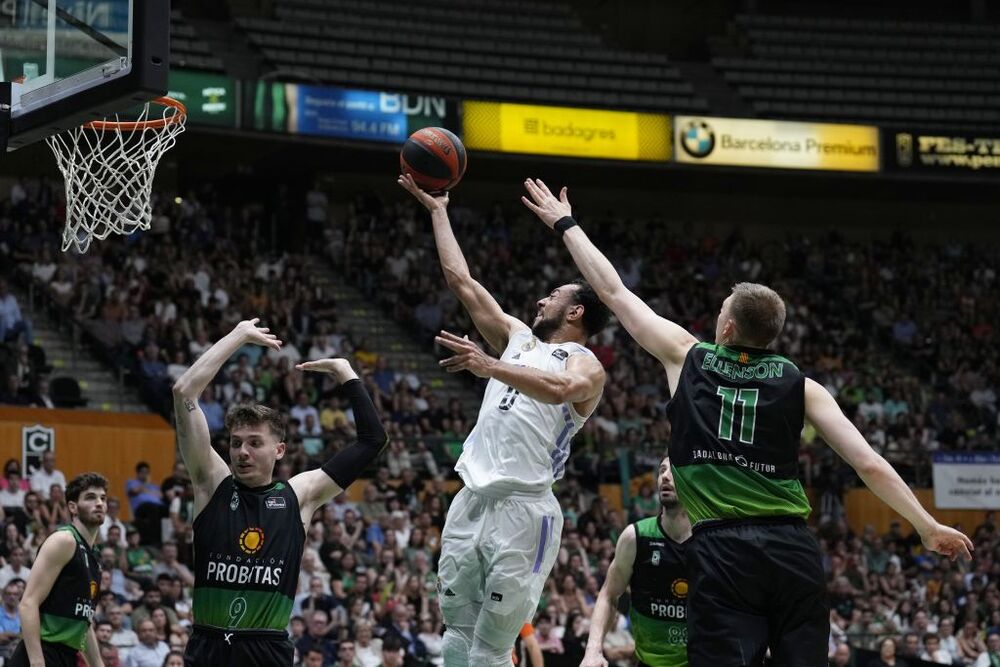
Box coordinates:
[554,216,578,236]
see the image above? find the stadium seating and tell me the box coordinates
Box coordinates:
[169,9,226,72]
[714,14,1000,127]
[236,0,709,111]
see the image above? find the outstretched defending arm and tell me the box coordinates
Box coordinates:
[581,525,637,667]
[522,179,697,389]
[399,174,527,353]
[172,318,282,515]
[291,359,388,520]
[804,378,973,560]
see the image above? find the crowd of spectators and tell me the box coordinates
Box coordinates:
[0,447,993,666]
[0,179,470,481]
[0,179,998,666]
[339,194,999,489]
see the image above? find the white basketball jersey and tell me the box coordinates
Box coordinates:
[456,329,598,497]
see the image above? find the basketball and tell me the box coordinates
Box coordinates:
[399,127,467,193]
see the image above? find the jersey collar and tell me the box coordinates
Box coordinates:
[721,343,772,355]
[657,510,691,545]
[233,477,280,494]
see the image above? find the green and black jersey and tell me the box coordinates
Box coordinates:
[667,342,811,525]
[192,477,304,631]
[38,525,101,651]
[628,516,688,667]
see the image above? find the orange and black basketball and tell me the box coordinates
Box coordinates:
[400,127,467,193]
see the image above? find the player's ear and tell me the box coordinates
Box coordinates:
[274,441,287,460]
[566,303,584,324]
[721,318,737,344]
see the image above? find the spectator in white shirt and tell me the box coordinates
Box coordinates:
[124,619,169,667]
[108,605,138,660]
[0,470,27,515]
[100,547,129,598]
[974,632,1000,667]
[290,392,320,428]
[28,451,66,500]
[100,496,128,547]
[0,547,31,590]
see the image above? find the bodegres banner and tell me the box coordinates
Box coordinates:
[463,100,671,161]
[932,452,1000,509]
[674,116,879,172]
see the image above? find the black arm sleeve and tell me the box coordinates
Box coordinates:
[321,379,388,489]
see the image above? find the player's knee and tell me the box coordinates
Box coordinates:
[442,625,474,667]
[441,599,479,629]
[469,636,513,667]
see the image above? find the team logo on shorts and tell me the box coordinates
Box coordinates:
[671,578,688,599]
[238,527,265,555]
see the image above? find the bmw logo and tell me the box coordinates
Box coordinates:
[680,120,715,158]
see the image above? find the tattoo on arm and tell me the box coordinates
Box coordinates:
[184,399,196,412]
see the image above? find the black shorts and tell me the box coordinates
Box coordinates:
[686,517,829,667]
[8,639,78,667]
[184,625,294,667]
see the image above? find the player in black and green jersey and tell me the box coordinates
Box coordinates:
[582,456,691,667]
[522,180,974,667]
[172,319,387,667]
[11,473,106,667]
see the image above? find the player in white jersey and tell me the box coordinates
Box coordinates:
[399,174,609,667]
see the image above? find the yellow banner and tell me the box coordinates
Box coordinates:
[675,116,879,172]
[463,101,670,161]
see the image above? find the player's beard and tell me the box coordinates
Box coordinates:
[660,494,680,511]
[76,506,105,529]
[531,306,566,342]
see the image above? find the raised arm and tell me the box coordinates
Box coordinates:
[171,318,282,515]
[290,359,388,523]
[82,625,103,667]
[581,524,636,667]
[522,179,697,384]
[398,174,527,353]
[804,378,973,560]
[435,331,605,412]
[19,531,76,666]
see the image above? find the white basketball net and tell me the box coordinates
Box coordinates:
[45,99,187,253]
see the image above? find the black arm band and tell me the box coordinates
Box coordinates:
[554,216,578,236]
[321,379,388,489]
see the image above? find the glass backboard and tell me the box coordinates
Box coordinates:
[1,0,169,151]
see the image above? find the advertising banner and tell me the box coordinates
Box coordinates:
[250,82,455,142]
[674,116,879,172]
[932,452,1000,509]
[168,70,238,128]
[885,129,1000,174]
[463,100,670,161]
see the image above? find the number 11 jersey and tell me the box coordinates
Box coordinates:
[667,342,811,525]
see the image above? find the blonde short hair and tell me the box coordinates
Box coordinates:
[729,282,786,347]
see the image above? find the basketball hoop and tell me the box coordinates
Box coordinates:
[45,97,187,253]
